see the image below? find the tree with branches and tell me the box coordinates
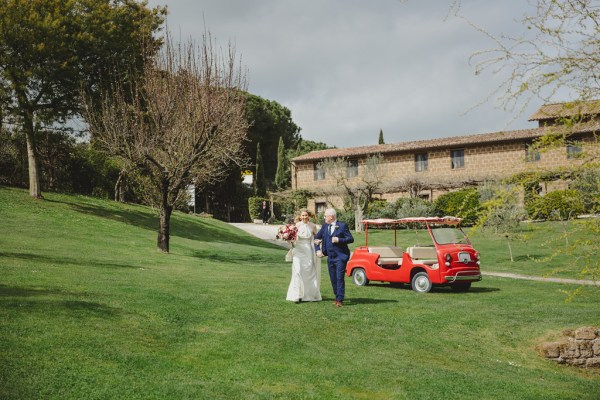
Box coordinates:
[467,0,599,115]
[0,0,165,199]
[318,154,385,231]
[85,32,249,252]
[464,0,599,286]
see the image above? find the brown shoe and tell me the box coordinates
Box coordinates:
[335,301,343,308]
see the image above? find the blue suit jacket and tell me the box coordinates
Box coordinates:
[315,221,354,261]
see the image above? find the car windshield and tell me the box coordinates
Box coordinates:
[431,227,469,245]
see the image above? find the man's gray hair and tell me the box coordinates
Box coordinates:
[324,208,336,217]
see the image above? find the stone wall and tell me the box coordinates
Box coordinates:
[539,327,600,368]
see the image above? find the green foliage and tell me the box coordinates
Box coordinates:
[286,138,332,160]
[274,136,287,189]
[334,208,356,228]
[276,189,311,222]
[569,165,600,213]
[528,189,586,220]
[433,188,481,225]
[395,197,436,218]
[1,188,600,399]
[247,196,267,220]
[475,183,526,262]
[244,93,301,185]
[378,128,384,144]
[0,130,26,187]
[0,0,166,196]
[365,199,390,218]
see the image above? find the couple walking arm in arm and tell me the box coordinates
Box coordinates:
[314,208,354,307]
[286,208,354,308]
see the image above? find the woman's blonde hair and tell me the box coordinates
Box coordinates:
[295,208,313,222]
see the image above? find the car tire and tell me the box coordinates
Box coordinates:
[352,268,369,286]
[411,272,432,293]
[451,282,471,292]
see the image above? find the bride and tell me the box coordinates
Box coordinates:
[286,209,322,303]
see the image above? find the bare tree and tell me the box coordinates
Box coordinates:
[85,31,249,252]
[318,154,385,231]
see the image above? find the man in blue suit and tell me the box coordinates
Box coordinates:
[315,208,354,307]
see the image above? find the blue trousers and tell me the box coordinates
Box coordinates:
[328,257,346,302]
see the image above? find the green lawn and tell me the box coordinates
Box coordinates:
[1,186,599,399]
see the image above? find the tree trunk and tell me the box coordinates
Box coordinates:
[157,185,172,253]
[354,198,364,233]
[114,170,126,202]
[23,114,42,199]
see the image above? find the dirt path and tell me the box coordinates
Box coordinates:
[482,271,599,286]
[231,223,599,286]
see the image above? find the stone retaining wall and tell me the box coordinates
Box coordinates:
[539,327,600,368]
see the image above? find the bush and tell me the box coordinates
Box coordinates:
[433,188,480,225]
[276,189,311,223]
[395,198,435,218]
[528,189,586,220]
[366,199,391,219]
[248,196,266,220]
[570,166,600,213]
[335,208,355,228]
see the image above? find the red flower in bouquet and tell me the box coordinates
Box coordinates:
[276,224,298,243]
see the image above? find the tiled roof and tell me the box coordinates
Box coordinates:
[529,100,600,121]
[291,122,599,163]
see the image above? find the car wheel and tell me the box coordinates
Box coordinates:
[411,272,432,293]
[451,282,471,292]
[352,268,369,286]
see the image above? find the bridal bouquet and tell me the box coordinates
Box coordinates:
[276,224,297,262]
[276,224,297,243]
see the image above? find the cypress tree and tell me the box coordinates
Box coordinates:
[275,136,287,189]
[254,142,266,196]
[378,129,385,144]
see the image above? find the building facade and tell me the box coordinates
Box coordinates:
[290,101,600,215]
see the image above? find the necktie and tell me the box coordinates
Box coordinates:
[329,224,334,235]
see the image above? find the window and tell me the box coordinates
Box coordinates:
[450,149,464,169]
[315,202,326,215]
[566,144,582,159]
[525,144,540,162]
[415,153,428,172]
[314,162,325,180]
[346,159,358,178]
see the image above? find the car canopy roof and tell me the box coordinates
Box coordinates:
[361,216,462,226]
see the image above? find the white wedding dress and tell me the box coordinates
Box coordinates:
[286,222,322,302]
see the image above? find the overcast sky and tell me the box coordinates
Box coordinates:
[146,0,542,148]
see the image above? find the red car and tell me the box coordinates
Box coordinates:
[347,217,481,293]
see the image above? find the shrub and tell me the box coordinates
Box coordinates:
[319,208,356,229]
[366,199,391,219]
[570,166,600,213]
[248,196,266,220]
[528,189,586,220]
[395,197,435,218]
[433,188,480,225]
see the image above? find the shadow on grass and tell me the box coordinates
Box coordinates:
[0,251,141,269]
[367,282,500,293]
[513,254,546,262]
[191,249,279,264]
[0,284,120,317]
[341,297,399,306]
[52,200,278,249]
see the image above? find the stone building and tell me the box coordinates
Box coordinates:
[290,101,600,215]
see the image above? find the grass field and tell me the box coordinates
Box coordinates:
[1,186,599,399]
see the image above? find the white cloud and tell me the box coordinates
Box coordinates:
[148,0,542,147]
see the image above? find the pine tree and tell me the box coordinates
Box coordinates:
[378,129,385,144]
[275,136,287,189]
